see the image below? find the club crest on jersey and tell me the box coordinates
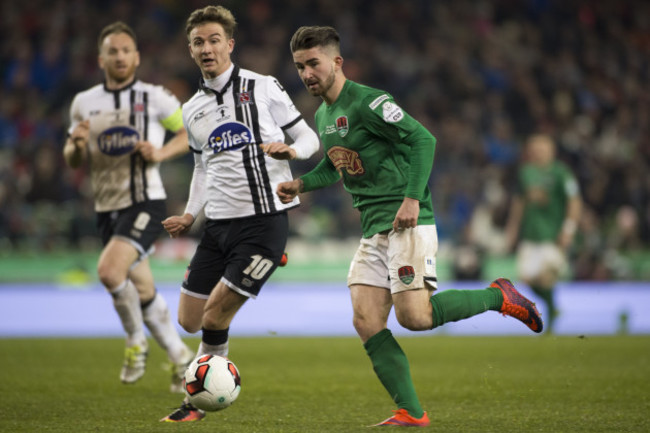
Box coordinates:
[236,91,253,107]
[336,116,349,137]
[327,146,365,176]
[398,266,415,285]
[97,126,140,156]
[208,121,254,153]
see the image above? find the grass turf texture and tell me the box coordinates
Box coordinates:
[0,336,648,432]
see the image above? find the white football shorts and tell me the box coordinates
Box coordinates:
[347,225,438,294]
[516,240,567,281]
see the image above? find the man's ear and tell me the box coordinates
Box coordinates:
[334,55,344,70]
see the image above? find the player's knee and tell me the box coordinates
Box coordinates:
[178,316,201,334]
[352,315,366,334]
[529,274,554,290]
[201,312,229,332]
[395,309,430,331]
[539,271,558,288]
[97,265,122,290]
[353,315,383,342]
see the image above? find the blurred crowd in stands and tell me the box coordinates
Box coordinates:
[0,0,648,280]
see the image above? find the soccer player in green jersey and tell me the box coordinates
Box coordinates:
[505,134,582,333]
[277,26,544,427]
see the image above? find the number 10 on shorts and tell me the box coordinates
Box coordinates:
[242,255,273,280]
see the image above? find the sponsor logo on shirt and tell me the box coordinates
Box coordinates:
[336,116,349,137]
[208,121,254,153]
[382,101,404,123]
[369,94,390,110]
[327,146,365,176]
[97,126,140,156]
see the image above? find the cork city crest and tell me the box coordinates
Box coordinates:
[398,266,415,285]
[327,146,365,176]
[336,116,349,137]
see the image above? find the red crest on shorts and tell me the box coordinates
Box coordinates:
[398,266,415,285]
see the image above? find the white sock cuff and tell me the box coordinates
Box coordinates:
[198,341,229,358]
[109,279,130,294]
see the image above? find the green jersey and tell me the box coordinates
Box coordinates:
[517,161,579,242]
[301,80,436,238]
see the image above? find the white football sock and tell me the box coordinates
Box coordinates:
[142,292,188,363]
[109,279,147,348]
[198,341,229,358]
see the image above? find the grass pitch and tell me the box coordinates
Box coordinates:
[0,336,648,432]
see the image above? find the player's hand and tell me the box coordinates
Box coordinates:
[504,231,518,254]
[392,197,420,231]
[135,141,161,162]
[70,120,90,149]
[557,218,578,251]
[557,230,573,251]
[162,213,195,238]
[276,179,301,203]
[260,142,296,160]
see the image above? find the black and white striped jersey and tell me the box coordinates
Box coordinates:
[67,80,183,212]
[183,65,304,220]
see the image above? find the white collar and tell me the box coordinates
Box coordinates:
[203,63,235,92]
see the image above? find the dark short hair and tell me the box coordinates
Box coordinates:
[186,5,237,39]
[97,21,137,52]
[290,26,340,53]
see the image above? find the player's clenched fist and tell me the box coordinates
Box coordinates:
[162,213,195,238]
[276,179,303,204]
[260,142,296,160]
[70,120,90,148]
[135,141,159,162]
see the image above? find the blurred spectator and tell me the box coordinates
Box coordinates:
[0,0,648,281]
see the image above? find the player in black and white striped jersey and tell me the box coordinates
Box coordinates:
[63,21,194,392]
[160,5,319,422]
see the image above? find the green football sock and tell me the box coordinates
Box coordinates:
[429,287,503,329]
[530,286,554,312]
[531,285,555,325]
[364,329,424,418]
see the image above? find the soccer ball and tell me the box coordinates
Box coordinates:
[184,354,241,411]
